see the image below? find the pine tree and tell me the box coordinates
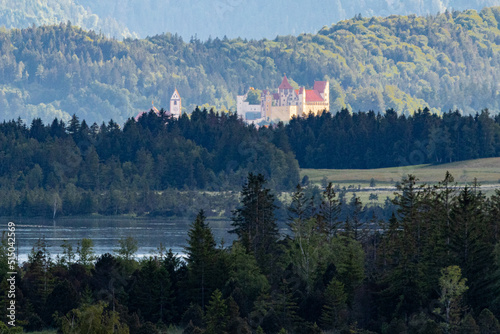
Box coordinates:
[318,182,341,237]
[450,187,492,311]
[231,173,278,274]
[320,278,348,331]
[185,210,217,309]
[128,258,173,323]
[379,175,428,318]
[460,313,479,334]
[478,308,500,334]
[204,289,229,334]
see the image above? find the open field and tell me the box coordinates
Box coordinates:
[302,157,500,186]
[301,157,500,203]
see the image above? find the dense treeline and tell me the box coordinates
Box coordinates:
[0,109,299,217]
[75,0,500,40]
[2,8,500,124]
[286,108,500,169]
[2,173,500,333]
[0,0,133,39]
[2,0,498,41]
[1,107,500,217]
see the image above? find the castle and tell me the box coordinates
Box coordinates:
[237,75,329,123]
[169,88,182,118]
[135,89,182,120]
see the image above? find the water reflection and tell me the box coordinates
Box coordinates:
[6,218,236,264]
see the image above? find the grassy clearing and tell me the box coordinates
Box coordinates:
[301,157,500,186]
[301,157,500,204]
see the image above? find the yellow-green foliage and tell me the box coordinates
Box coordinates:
[1,7,500,124]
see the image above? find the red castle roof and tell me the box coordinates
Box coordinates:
[313,81,327,93]
[278,75,294,90]
[295,89,325,102]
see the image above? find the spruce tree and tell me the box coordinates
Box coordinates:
[450,187,492,311]
[204,289,229,334]
[231,173,278,274]
[320,278,348,331]
[185,210,217,309]
[478,308,500,334]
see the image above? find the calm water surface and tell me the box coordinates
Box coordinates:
[3,217,239,264]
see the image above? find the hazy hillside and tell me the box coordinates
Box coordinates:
[56,0,500,40]
[3,0,500,41]
[1,8,500,124]
[0,0,135,39]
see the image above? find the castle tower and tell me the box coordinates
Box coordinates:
[170,89,181,118]
[298,86,306,116]
[278,75,294,106]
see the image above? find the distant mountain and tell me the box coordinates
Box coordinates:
[2,0,500,40]
[1,8,500,125]
[39,0,500,40]
[0,0,135,39]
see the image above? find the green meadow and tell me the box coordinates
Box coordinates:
[301,157,500,203]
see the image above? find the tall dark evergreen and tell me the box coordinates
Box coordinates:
[450,187,494,312]
[231,173,279,274]
[185,210,217,309]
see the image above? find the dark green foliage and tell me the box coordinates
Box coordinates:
[320,278,348,331]
[204,289,229,334]
[0,110,301,216]
[181,304,203,329]
[288,109,500,169]
[90,253,127,309]
[2,9,500,125]
[45,279,79,325]
[226,242,270,317]
[8,171,500,333]
[185,210,218,309]
[478,308,500,334]
[450,187,493,311]
[231,173,279,274]
[460,313,479,334]
[128,258,173,324]
[0,108,500,218]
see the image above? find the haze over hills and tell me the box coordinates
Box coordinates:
[1,7,500,124]
[78,0,500,40]
[2,0,500,40]
[0,0,135,39]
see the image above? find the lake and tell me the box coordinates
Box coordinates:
[2,217,241,264]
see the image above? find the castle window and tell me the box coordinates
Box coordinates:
[174,101,177,105]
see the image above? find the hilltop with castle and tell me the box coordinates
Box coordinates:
[237,75,330,123]
[137,76,328,123]
[136,89,182,120]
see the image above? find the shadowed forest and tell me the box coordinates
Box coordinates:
[1,173,500,333]
[0,108,499,217]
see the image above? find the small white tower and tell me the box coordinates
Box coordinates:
[169,89,181,118]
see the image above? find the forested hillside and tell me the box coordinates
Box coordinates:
[3,0,500,40]
[2,8,500,124]
[0,108,499,217]
[0,109,299,217]
[2,174,500,333]
[76,0,500,40]
[0,0,133,39]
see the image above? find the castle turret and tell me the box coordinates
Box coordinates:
[278,75,294,106]
[170,89,181,118]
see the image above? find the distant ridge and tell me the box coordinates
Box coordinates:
[3,0,500,40]
[1,7,500,124]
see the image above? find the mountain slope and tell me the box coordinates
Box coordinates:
[77,0,500,40]
[1,8,500,124]
[0,0,134,39]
